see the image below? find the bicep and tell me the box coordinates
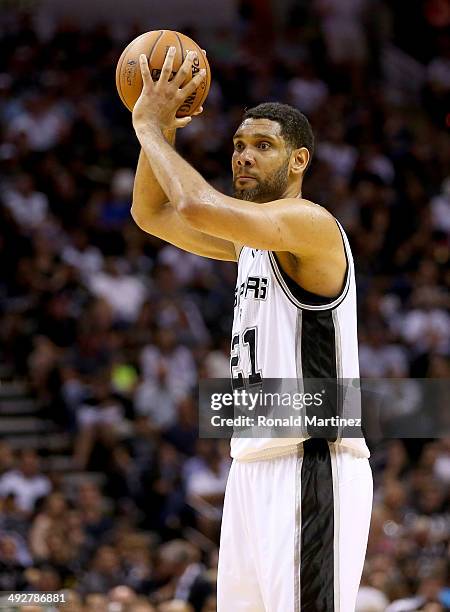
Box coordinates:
[131,202,237,261]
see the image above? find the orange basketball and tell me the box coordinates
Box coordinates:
[115,30,211,117]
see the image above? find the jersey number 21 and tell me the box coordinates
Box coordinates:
[230,326,263,390]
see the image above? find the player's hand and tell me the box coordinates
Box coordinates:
[132,47,206,133]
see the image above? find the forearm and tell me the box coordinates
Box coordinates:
[131,128,177,225]
[135,125,214,213]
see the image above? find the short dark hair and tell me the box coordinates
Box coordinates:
[242,102,314,167]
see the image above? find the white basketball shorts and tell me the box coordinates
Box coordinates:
[217,439,373,611]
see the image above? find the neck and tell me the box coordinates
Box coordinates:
[282,182,302,199]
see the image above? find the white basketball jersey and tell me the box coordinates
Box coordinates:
[230,221,370,461]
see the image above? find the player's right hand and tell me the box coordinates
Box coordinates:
[159,49,206,134]
[153,49,206,141]
[132,49,206,134]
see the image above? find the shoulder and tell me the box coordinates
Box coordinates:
[291,198,336,221]
[279,200,347,277]
[274,197,336,221]
[282,198,342,244]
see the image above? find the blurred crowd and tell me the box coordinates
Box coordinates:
[0,0,449,610]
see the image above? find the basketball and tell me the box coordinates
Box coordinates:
[115,30,211,117]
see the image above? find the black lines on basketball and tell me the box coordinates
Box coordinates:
[148,30,164,67]
[175,31,184,62]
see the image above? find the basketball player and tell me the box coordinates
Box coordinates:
[131,49,373,611]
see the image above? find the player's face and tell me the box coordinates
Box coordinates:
[232,118,291,203]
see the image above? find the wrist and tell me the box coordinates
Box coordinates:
[163,128,177,145]
[134,120,163,140]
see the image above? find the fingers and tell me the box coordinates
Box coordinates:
[159,46,176,84]
[139,54,153,88]
[178,69,207,102]
[173,50,197,88]
[174,116,192,129]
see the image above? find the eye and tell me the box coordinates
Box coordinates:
[234,141,244,152]
[258,142,271,150]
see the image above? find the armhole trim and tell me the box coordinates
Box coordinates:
[268,221,351,312]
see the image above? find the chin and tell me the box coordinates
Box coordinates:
[234,189,257,202]
[233,183,257,201]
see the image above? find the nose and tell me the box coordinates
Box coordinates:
[236,149,255,168]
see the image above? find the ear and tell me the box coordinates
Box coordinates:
[290,147,310,175]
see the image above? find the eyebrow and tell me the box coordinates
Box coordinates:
[233,132,279,142]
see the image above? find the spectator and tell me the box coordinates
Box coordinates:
[115,532,153,593]
[186,446,230,539]
[386,577,448,611]
[73,378,125,470]
[83,592,108,611]
[314,0,370,92]
[0,534,28,591]
[3,173,49,230]
[58,590,84,612]
[108,584,139,608]
[79,545,125,595]
[400,289,450,355]
[356,585,389,611]
[88,257,147,323]
[134,364,178,431]
[28,492,68,559]
[140,329,197,395]
[286,62,329,114]
[0,450,51,516]
[24,564,62,593]
[153,541,202,607]
[62,228,104,278]
[157,245,214,287]
[74,481,114,544]
[7,91,69,153]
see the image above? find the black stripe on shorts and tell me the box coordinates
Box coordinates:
[299,438,335,611]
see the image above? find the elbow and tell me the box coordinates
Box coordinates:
[130,202,153,232]
[130,203,144,229]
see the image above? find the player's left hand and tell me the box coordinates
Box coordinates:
[132,47,206,133]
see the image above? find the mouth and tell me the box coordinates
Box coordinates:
[235,176,257,183]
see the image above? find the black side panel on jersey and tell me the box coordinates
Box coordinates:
[301,310,339,440]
